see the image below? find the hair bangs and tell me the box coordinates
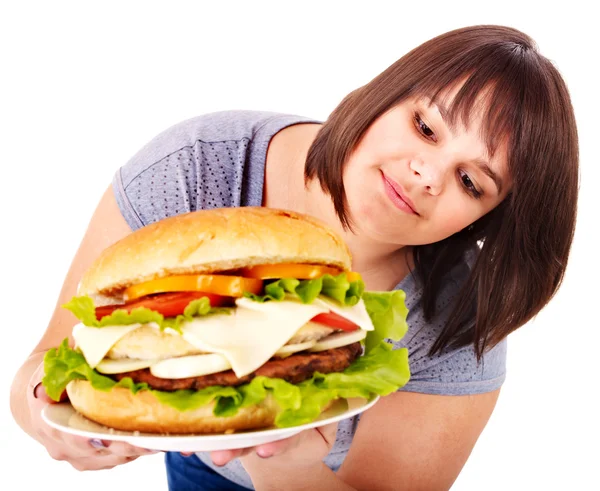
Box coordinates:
[406,41,539,162]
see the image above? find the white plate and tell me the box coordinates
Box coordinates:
[42,396,380,452]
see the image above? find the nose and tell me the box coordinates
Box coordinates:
[409,157,442,195]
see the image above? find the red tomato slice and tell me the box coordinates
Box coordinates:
[95,292,231,320]
[311,312,359,331]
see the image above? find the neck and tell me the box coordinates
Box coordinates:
[301,178,412,288]
[264,124,411,290]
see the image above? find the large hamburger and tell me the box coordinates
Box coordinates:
[43,207,410,434]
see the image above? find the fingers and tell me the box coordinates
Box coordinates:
[210,434,303,466]
[75,437,159,457]
[63,452,143,472]
[33,383,68,403]
[28,360,66,404]
[240,423,339,463]
[99,441,159,457]
[29,381,157,458]
[253,424,337,459]
[314,422,338,446]
[253,436,296,459]
[67,435,111,455]
[32,383,53,403]
[31,400,157,458]
[211,447,254,466]
[211,448,242,466]
[69,455,140,472]
[45,436,159,471]
[25,360,158,472]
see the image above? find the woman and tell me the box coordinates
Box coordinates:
[10,24,578,490]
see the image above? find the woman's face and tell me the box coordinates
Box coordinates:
[343,91,511,247]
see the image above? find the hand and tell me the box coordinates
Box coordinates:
[206,423,338,469]
[28,361,160,471]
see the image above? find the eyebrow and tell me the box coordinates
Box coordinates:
[472,158,503,195]
[429,100,503,195]
[431,101,457,136]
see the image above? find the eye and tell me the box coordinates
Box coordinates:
[459,170,482,199]
[413,112,437,142]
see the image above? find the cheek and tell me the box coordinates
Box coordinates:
[343,166,380,214]
[350,119,413,168]
[430,200,482,239]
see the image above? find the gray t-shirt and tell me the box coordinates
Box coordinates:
[112,110,507,490]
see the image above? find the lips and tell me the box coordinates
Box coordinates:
[381,172,419,215]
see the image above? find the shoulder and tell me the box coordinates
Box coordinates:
[111,110,320,230]
[156,109,317,142]
[117,110,316,186]
[394,255,507,396]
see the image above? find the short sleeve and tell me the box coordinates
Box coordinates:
[111,110,320,232]
[398,336,507,396]
[393,267,507,396]
[111,112,260,231]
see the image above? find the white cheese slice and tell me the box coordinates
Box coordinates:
[181,297,329,378]
[274,340,317,357]
[72,323,143,368]
[312,297,374,331]
[150,353,232,379]
[309,329,367,352]
[96,357,158,374]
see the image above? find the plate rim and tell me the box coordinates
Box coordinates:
[42,394,380,447]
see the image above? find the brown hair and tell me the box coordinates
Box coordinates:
[305,25,579,359]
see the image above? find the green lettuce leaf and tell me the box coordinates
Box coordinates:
[154,385,242,414]
[62,296,230,332]
[244,273,364,307]
[42,339,150,401]
[363,290,409,353]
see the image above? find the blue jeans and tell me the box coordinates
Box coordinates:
[165,452,252,491]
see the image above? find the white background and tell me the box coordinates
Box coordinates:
[1,1,597,489]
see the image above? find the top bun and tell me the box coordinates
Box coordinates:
[78,207,352,302]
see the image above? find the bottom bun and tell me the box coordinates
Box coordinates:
[66,380,281,434]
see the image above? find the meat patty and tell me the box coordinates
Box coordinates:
[112,342,362,391]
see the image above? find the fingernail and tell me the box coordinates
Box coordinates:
[211,452,230,467]
[33,383,67,403]
[257,448,273,458]
[89,438,110,449]
[33,382,45,399]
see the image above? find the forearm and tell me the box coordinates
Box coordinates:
[10,350,46,441]
[248,462,357,491]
